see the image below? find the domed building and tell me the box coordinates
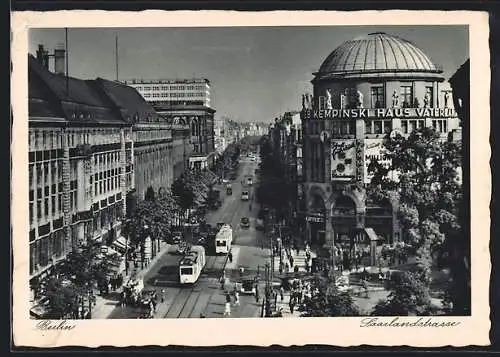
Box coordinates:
[300,32,460,254]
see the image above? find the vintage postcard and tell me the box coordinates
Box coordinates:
[11,10,490,347]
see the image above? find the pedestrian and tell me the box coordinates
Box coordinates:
[234,291,240,306]
[107,282,112,295]
[224,302,231,316]
[161,289,165,303]
[220,274,226,290]
[228,251,233,263]
[239,266,245,277]
[289,256,294,268]
[289,299,295,314]
[255,285,260,303]
[280,286,284,301]
[225,291,231,304]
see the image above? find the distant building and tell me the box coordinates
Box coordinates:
[124,78,216,171]
[123,78,211,107]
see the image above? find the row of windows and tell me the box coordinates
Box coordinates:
[29,230,66,275]
[365,120,393,135]
[30,129,123,151]
[143,92,206,98]
[318,85,435,110]
[139,85,205,91]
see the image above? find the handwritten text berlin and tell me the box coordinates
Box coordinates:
[305,107,456,120]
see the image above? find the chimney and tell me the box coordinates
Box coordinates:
[54,43,66,75]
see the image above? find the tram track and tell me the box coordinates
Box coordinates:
[163,253,228,318]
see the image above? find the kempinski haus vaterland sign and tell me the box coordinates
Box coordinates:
[304,107,457,120]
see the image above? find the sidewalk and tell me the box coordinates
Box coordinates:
[91,241,171,319]
[273,249,317,274]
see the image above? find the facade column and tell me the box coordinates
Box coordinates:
[61,129,73,252]
[305,220,311,244]
[120,129,127,218]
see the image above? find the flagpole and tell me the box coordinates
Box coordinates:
[115,34,119,82]
[65,28,69,95]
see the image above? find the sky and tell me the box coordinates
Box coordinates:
[29,25,468,123]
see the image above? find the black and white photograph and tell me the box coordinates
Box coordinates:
[11,10,490,347]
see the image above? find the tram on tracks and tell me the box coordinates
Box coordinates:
[179,245,206,284]
[215,224,233,255]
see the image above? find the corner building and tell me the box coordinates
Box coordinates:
[301,32,461,248]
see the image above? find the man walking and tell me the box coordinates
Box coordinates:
[255,284,260,303]
[161,289,165,303]
[234,290,240,307]
[228,251,233,263]
[289,298,295,314]
[224,302,231,317]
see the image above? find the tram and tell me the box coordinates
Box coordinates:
[179,245,206,284]
[215,224,233,254]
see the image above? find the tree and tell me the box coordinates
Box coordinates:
[171,176,195,220]
[299,275,360,317]
[127,196,173,248]
[144,186,156,201]
[45,277,79,319]
[368,127,465,310]
[371,271,435,316]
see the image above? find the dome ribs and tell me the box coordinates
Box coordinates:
[377,34,389,70]
[315,32,442,79]
[341,40,360,71]
[363,37,372,71]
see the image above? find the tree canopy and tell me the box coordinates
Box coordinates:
[171,176,195,213]
[371,271,435,316]
[299,275,360,317]
[368,127,466,313]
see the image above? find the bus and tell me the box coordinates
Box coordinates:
[215,224,233,254]
[179,245,206,284]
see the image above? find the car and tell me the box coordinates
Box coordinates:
[222,178,230,184]
[255,218,264,231]
[246,177,253,186]
[175,241,188,255]
[241,191,249,201]
[240,217,250,229]
[169,231,182,244]
[238,279,257,295]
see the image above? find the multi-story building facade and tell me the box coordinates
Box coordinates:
[272,112,304,232]
[123,78,211,107]
[29,52,134,285]
[28,47,196,294]
[300,32,461,250]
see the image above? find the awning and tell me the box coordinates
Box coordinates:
[364,228,380,241]
[112,236,129,252]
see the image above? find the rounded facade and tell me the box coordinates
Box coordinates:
[301,32,459,248]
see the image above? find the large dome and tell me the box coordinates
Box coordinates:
[315,32,443,80]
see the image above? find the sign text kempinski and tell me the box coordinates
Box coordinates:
[305,107,457,120]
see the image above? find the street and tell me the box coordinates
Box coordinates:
[107,155,272,319]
